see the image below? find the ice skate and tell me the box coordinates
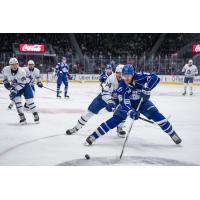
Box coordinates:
[33,112,40,123]
[84,135,96,146]
[19,113,27,125]
[170,132,182,144]
[66,127,78,135]
[64,92,69,99]
[182,91,186,96]
[8,103,14,110]
[117,126,126,138]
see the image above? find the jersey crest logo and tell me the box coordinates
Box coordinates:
[21,77,26,81]
[117,87,123,92]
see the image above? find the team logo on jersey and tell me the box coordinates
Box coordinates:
[106,82,112,88]
[21,77,26,81]
[130,91,140,100]
[118,95,123,102]
[117,87,123,93]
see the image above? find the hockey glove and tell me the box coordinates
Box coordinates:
[3,80,12,90]
[128,109,140,120]
[106,101,115,112]
[112,90,118,99]
[67,73,72,80]
[99,76,107,83]
[9,90,18,100]
[58,71,63,77]
[37,82,43,88]
[139,88,151,101]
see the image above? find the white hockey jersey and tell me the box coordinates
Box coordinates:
[2,66,27,91]
[182,64,198,77]
[23,67,41,84]
[101,73,120,103]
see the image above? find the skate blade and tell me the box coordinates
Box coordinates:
[117,133,126,138]
[83,141,92,146]
[174,139,182,145]
[66,132,75,135]
[20,121,27,125]
[34,121,40,124]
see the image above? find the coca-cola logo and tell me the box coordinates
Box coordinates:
[19,44,45,52]
[192,44,200,53]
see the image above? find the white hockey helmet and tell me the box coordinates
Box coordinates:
[62,57,67,63]
[115,64,124,73]
[9,57,18,65]
[28,60,35,65]
[188,59,193,65]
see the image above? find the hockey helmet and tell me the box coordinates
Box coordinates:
[122,64,135,76]
[9,58,19,65]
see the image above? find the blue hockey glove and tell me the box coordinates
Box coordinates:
[4,82,12,90]
[128,109,140,120]
[57,71,63,77]
[139,88,151,101]
[67,73,72,80]
[106,101,115,112]
[112,90,118,99]
[37,82,43,88]
[99,76,107,83]
[9,90,18,100]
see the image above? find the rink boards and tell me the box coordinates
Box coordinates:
[34,74,200,86]
[0,73,200,85]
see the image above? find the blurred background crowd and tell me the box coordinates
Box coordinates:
[0,33,200,75]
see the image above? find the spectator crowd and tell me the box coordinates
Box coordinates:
[0,33,200,74]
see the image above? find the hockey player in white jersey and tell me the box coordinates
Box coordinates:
[8,59,43,109]
[24,60,43,91]
[66,64,126,137]
[182,59,198,96]
[23,60,43,108]
[2,58,39,124]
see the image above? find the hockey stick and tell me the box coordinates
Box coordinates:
[43,86,62,93]
[119,98,143,160]
[139,116,154,124]
[139,115,171,125]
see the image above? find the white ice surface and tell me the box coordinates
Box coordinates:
[0,82,199,166]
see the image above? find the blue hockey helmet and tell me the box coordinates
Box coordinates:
[122,64,135,76]
[105,64,112,70]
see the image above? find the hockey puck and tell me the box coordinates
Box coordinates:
[85,154,90,160]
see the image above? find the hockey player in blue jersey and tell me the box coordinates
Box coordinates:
[55,57,69,98]
[85,64,182,146]
[99,64,113,84]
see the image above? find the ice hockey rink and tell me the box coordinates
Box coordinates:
[0,82,199,166]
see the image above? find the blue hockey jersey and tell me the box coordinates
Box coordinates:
[99,70,112,83]
[55,62,69,77]
[117,72,160,112]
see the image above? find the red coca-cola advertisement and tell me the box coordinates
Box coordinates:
[192,44,200,53]
[19,44,45,52]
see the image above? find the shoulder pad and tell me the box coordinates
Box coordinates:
[107,73,115,81]
[117,80,127,93]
